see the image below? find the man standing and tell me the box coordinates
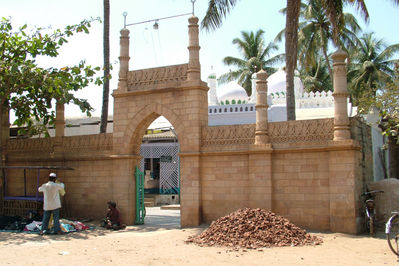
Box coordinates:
[38,173,65,235]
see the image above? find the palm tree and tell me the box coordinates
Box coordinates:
[202,0,368,120]
[299,55,333,92]
[295,0,360,81]
[100,0,110,133]
[218,29,283,96]
[348,32,399,105]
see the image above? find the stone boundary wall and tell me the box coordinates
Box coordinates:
[5,134,114,219]
[3,118,371,233]
[200,117,370,233]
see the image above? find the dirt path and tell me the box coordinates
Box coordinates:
[0,208,397,265]
[0,226,396,265]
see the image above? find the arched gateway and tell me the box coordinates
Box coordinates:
[112,16,207,226]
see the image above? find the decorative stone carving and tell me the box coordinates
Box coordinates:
[201,118,334,146]
[7,138,54,152]
[201,125,255,146]
[62,134,113,151]
[7,134,113,152]
[269,118,334,143]
[127,64,188,90]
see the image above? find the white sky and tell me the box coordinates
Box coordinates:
[2,0,399,119]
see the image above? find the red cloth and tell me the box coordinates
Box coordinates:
[107,207,121,225]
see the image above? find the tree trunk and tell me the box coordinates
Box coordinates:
[321,34,333,83]
[100,0,110,133]
[285,0,301,121]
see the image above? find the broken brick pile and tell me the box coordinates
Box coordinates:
[186,208,322,249]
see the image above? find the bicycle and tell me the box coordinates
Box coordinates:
[386,211,399,256]
[361,190,384,235]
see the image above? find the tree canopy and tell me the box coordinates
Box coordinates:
[0,17,102,136]
[218,29,283,96]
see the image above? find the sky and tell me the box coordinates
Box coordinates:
[2,0,399,119]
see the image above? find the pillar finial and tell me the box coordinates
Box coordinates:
[118,28,130,92]
[187,16,200,81]
[255,69,269,144]
[332,49,350,141]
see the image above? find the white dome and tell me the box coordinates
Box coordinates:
[267,69,304,96]
[217,81,248,103]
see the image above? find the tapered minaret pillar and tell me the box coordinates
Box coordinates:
[55,101,65,137]
[187,16,200,81]
[118,28,130,92]
[255,69,269,144]
[332,50,350,141]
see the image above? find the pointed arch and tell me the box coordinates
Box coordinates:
[121,102,185,155]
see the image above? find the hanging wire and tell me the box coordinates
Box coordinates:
[142,23,149,44]
[156,27,164,65]
[150,27,158,65]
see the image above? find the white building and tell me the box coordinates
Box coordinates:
[207,68,342,126]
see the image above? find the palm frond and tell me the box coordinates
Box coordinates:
[201,0,239,32]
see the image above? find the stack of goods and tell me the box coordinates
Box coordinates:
[186,208,322,249]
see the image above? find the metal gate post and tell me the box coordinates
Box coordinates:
[135,166,145,224]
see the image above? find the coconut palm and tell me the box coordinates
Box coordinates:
[295,0,361,80]
[218,29,283,96]
[299,55,333,92]
[348,32,399,105]
[100,0,110,133]
[201,0,370,120]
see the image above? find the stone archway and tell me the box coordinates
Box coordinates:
[121,103,184,156]
[111,16,208,226]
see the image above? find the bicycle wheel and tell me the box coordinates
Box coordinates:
[386,215,399,256]
[369,216,374,235]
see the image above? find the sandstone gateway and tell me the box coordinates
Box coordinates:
[0,16,372,234]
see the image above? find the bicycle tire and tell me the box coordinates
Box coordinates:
[369,216,374,236]
[386,215,399,256]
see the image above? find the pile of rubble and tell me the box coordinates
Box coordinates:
[186,208,322,249]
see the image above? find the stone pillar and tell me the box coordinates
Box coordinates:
[332,50,350,141]
[118,28,130,92]
[187,16,200,81]
[255,69,269,144]
[55,101,65,138]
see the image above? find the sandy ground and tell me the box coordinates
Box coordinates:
[0,207,397,266]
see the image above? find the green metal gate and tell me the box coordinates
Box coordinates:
[135,166,145,224]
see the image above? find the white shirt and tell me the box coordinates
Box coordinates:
[38,181,65,211]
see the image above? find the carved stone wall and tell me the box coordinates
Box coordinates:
[201,119,334,147]
[61,134,113,152]
[268,118,334,143]
[7,134,112,154]
[127,64,188,91]
[201,124,255,147]
[7,138,54,152]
